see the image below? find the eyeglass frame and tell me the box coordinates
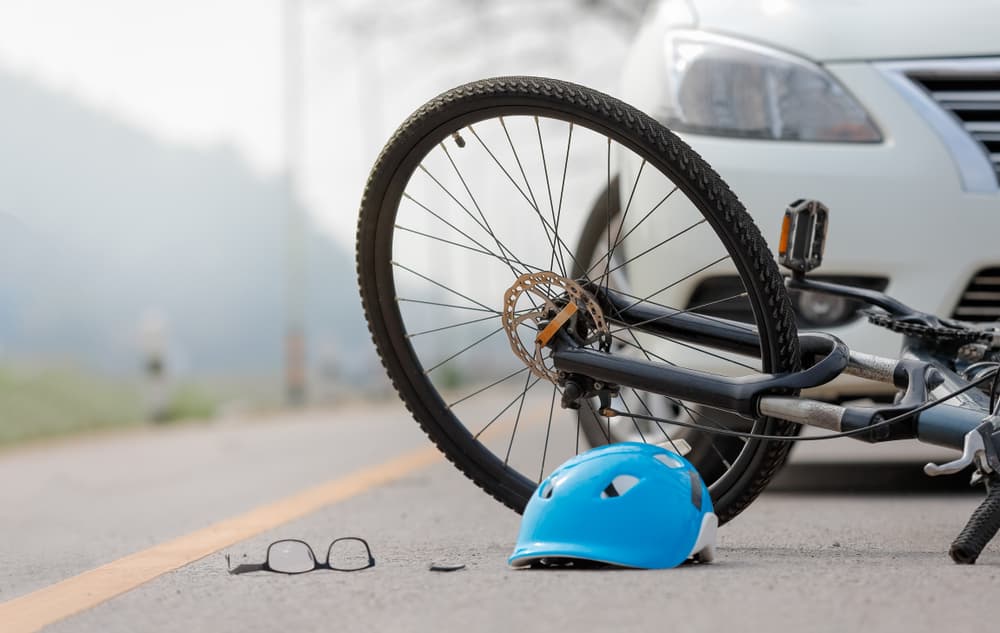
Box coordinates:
[226,537,375,575]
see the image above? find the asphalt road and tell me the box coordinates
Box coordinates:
[1,401,997,633]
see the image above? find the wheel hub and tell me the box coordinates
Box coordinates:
[501,271,608,383]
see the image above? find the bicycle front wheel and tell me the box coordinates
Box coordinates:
[356,77,800,523]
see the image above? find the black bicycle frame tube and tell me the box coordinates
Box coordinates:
[556,288,850,416]
[600,288,762,358]
[555,289,988,452]
[917,405,985,448]
[550,331,849,417]
[599,288,837,365]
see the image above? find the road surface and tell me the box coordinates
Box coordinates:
[0,401,996,633]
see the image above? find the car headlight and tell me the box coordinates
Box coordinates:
[659,30,881,142]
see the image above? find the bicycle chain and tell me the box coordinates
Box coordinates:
[866,310,991,344]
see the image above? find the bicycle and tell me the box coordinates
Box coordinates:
[356,77,1000,564]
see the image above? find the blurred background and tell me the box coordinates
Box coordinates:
[0,0,648,445]
[3,0,997,454]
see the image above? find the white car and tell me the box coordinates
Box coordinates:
[612,0,1000,401]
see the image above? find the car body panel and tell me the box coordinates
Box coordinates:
[692,0,1000,61]
[618,1,1000,398]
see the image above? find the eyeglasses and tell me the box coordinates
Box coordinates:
[227,537,375,575]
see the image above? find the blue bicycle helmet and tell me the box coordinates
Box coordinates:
[508,442,717,569]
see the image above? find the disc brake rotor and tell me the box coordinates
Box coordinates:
[501,271,608,383]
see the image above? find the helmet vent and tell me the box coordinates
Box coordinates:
[655,453,683,469]
[539,480,554,498]
[601,474,639,498]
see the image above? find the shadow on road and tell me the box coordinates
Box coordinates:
[768,462,978,494]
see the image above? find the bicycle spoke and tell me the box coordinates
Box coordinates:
[627,387,683,455]
[617,396,647,443]
[538,383,557,483]
[619,254,732,310]
[473,374,543,439]
[395,191,541,308]
[423,326,505,375]
[406,312,501,338]
[584,185,679,280]
[600,251,749,337]
[616,329,741,465]
[629,329,757,371]
[575,394,582,455]
[616,329,733,417]
[392,261,495,313]
[602,137,613,297]
[610,334,671,363]
[397,297,498,314]
[605,291,751,338]
[416,164,528,276]
[687,405,749,448]
[468,123,584,276]
[500,117,543,220]
[395,224,506,263]
[533,117,564,276]
[607,219,708,278]
[534,117,556,223]
[606,159,645,276]
[440,142,529,280]
[554,122,574,275]
[649,408,734,469]
[582,398,612,444]
[504,370,536,466]
[499,118,563,275]
[601,286,757,333]
[401,194,531,275]
[450,365,531,408]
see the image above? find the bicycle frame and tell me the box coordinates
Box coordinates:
[549,286,991,454]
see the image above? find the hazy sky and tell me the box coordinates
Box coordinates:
[0,1,629,249]
[0,0,285,172]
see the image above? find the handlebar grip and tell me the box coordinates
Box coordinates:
[950,481,1000,564]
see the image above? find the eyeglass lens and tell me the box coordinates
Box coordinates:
[328,537,373,571]
[267,540,317,574]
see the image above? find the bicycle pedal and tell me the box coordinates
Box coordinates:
[778,199,828,276]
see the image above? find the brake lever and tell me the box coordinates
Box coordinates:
[925,419,1000,477]
[924,429,987,476]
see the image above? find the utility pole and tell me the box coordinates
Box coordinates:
[283,0,307,405]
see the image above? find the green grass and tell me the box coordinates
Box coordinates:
[0,366,222,447]
[0,366,145,446]
[159,384,217,422]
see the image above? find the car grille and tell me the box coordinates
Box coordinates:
[908,71,1000,185]
[952,267,1000,322]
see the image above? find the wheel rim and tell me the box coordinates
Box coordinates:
[370,105,785,503]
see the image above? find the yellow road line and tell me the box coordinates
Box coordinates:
[0,445,442,633]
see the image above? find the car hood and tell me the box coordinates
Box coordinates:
[691,0,999,61]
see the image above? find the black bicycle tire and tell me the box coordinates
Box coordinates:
[356,76,801,522]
